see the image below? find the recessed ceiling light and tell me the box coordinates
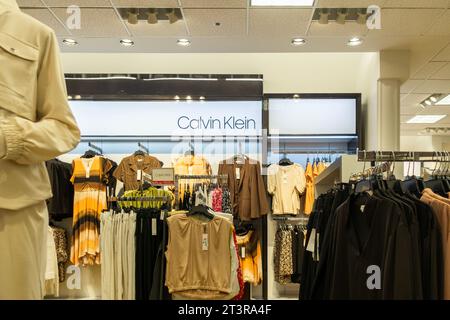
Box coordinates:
[347,37,363,46]
[74,95,81,100]
[120,39,134,47]
[291,38,306,46]
[251,0,315,6]
[425,100,433,106]
[429,96,438,103]
[177,38,191,47]
[174,95,180,100]
[186,95,192,100]
[293,94,300,99]
[435,94,450,105]
[62,38,78,46]
[407,115,446,124]
[199,96,206,100]
[67,95,73,100]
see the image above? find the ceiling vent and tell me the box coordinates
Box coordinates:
[313,8,371,25]
[118,8,183,25]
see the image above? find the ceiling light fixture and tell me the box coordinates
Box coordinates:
[291,38,306,46]
[407,115,447,124]
[120,39,135,47]
[67,96,73,100]
[199,96,206,100]
[425,100,432,106]
[251,0,315,6]
[347,37,363,46]
[429,96,438,103]
[186,95,192,100]
[435,94,450,105]
[318,9,329,24]
[166,9,178,24]
[356,10,367,25]
[293,94,300,99]
[336,9,347,25]
[147,9,158,24]
[62,38,78,46]
[177,38,191,47]
[419,103,426,109]
[127,9,139,24]
[174,95,180,100]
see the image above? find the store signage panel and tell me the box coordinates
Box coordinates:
[70,100,262,136]
[269,98,357,135]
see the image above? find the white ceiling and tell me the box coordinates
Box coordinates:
[16,0,450,137]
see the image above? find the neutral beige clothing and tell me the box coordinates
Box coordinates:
[0,201,48,299]
[44,227,59,297]
[0,0,80,211]
[165,214,232,295]
[420,190,450,300]
[268,164,306,215]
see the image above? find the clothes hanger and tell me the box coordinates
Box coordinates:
[424,151,446,196]
[354,151,374,194]
[187,204,215,220]
[401,152,424,197]
[279,144,293,166]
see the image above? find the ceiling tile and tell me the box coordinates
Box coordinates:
[401,80,424,93]
[430,63,450,79]
[400,93,430,106]
[432,44,450,61]
[21,8,70,36]
[427,10,450,36]
[17,0,45,7]
[308,21,367,36]
[412,79,450,93]
[127,20,187,36]
[249,8,311,37]
[180,0,248,8]
[112,0,179,8]
[401,106,424,115]
[50,8,129,37]
[183,9,246,36]
[316,0,386,8]
[45,0,111,7]
[367,8,444,36]
[411,61,448,79]
[383,0,448,8]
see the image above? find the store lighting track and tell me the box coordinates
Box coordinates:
[251,0,315,6]
[225,78,264,82]
[268,135,357,139]
[143,77,219,81]
[65,76,137,80]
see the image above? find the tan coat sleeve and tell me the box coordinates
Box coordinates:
[0,31,80,165]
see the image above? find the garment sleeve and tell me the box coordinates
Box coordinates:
[295,165,306,194]
[0,31,80,165]
[113,160,125,182]
[267,164,276,195]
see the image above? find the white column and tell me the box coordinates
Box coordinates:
[377,79,400,151]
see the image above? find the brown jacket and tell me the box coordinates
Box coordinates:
[0,0,80,210]
[421,189,450,299]
[113,154,162,191]
[218,158,269,221]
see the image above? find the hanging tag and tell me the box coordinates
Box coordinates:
[241,246,246,259]
[306,228,316,253]
[360,205,365,213]
[151,218,157,236]
[202,233,209,251]
[235,168,240,180]
[137,170,142,181]
[160,210,165,221]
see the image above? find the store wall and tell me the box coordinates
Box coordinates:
[401,135,450,151]
[61,52,380,148]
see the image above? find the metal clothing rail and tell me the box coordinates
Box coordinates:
[358,151,450,162]
[175,174,228,180]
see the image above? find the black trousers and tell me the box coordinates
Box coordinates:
[135,209,164,300]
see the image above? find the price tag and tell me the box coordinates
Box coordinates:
[306,228,316,253]
[202,233,209,251]
[160,211,165,221]
[137,170,142,181]
[241,247,246,259]
[360,205,366,213]
[235,168,240,180]
[151,218,157,236]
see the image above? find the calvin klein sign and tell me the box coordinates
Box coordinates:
[69,100,262,136]
[177,116,257,130]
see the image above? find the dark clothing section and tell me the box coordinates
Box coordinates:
[301,185,444,300]
[291,228,304,284]
[135,209,165,300]
[45,159,74,220]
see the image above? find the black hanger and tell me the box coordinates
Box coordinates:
[134,149,146,157]
[81,149,99,158]
[279,154,293,166]
[187,204,215,220]
[355,175,377,194]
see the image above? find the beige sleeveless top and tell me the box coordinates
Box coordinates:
[165,214,233,295]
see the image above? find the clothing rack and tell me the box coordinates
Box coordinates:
[272,216,309,226]
[358,151,450,163]
[271,149,350,155]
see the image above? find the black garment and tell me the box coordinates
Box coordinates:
[45,159,74,220]
[135,209,164,300]
[291,227,304,283]
[312,193,421,299]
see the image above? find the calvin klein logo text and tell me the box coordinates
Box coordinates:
[177,116,256,130]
